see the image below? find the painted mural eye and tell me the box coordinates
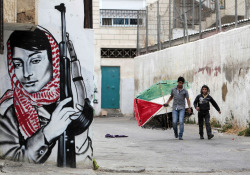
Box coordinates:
[31,58,42,64]
[13,60,23,68]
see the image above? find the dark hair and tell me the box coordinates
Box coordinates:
[200,85,210,94]
[177,76,185,83]
[7,28,52,64]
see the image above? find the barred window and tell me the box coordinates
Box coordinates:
[130,19,137,25]
[102,18,112,26]
[102,18,143,26]
[130,18,143,25]
[113,18,125,25]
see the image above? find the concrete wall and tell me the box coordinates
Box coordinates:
[224,0,245,16]
[0,0,94,167]
[134,25,250,126]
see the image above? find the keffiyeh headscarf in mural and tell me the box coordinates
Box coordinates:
[0,29,60,138]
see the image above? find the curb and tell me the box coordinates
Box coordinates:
[98,166,145,173]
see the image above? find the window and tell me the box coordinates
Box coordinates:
[102,18,143,26]
[100,9,146,27]
[130,19,143,25]
[130,19,137,25]
[102,18,112,26]
[125,19,129,25]
[113,18,125,25]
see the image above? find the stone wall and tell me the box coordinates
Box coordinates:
[4,0,37,24]
[3,0,17,23]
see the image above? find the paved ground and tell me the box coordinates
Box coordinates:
[1,116,250,175]
[93,117,250,175]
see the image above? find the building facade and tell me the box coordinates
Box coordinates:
[93,0,146,116]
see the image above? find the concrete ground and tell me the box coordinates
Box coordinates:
[93,117,250,175]
[1,116,250,175]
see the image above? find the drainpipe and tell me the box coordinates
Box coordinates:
[216,0,222,32]
[235,0,238,28]
[0,0,3,54]
[245,0,248,18]
[182,0,185,43]
[199,0,202,38]
[146,6,148,53]
[192,0,195,30]
[137,10,140,56]
[84,0,93,28]
[157,0,161,50]
[169,0,171,47]
[184,0,189,42]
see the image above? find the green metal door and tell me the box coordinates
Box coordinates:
[101,66,120,109]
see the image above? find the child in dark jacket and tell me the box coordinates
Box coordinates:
[193,85,221,140]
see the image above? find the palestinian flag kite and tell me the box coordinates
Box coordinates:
[134,80,190,127]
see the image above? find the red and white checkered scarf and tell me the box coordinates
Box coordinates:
[0,32,60,138]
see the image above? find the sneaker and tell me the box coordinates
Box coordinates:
[179,137,183,140]
[175,133,178,138]
[208,134,214,140]
[200,136,204,139]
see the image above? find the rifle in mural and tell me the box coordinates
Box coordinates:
[55,3,93,168]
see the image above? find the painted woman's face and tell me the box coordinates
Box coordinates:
[12,47,53,93]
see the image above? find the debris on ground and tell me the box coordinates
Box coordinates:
[105,134,128,138]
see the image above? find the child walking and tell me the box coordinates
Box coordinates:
[193,85,221,140]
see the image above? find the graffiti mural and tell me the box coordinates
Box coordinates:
[0,3,93,168]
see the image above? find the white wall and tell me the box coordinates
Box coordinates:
[134,25,250,126]
[38,0,94,101]
[146,0,157,6]
[0,0,94,167]
[100,0,145,10]
[38,0,94,166]
[0,31,12,95]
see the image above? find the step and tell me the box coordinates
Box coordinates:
[101,109,124,118]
